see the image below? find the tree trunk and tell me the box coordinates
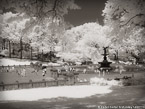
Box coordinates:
[4,39,8,49]
[30,47,32,60]
[12,42,15,55]
[8,40,11,58]
[113,54,117,60]
[3,39,6,49]
[131,52,140,64]
[41,50,43,61]
[114,50,119,60]
[2,40,4,50]
[37,48,39,59]
[20,38,23,59]
[49,51,52,62]
[115,50,119,60]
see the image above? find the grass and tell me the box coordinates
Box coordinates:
[0,64,145,84]
[0,63,145,109]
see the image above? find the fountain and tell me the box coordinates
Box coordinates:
[98,47,112,72]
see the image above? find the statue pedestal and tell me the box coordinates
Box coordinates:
[98,60,112,68]
[98,60,112,71]
[98,47,112,72]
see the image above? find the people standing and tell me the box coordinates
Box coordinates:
[119,65,125,75]
[42,66,47,77]
[21,68,26,77]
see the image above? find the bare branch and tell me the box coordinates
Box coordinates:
[112,6,119,16]
[120,13,145,27]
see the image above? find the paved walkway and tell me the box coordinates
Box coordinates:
[0,85,145,109]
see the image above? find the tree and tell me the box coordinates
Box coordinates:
[27,18,64,53]
[61,22,112,63]
[102,0,145,41]
[122,28,145,63]
[1,12,30,59]
[0,0,80,22]
[103,0,145,28]
[103,0,145,62]
[61,29,76,52]
[0,0,80,59]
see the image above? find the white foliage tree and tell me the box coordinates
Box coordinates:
[122,28,145,63]
[1,12,30,58]
[0,0,80,34]
[0,0,80,59]
[103,0,145,28]
[61,22,112,63]
[27,17,66,55]
[0,0,80,20]
[103,0,145,62]
[102,0,145,42]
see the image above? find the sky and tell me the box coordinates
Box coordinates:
[64,0,107,27]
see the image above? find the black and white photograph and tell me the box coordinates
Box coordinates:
[0,0,145,109]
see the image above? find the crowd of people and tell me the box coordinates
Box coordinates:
[0,62,127,79]
[0,65,27,77]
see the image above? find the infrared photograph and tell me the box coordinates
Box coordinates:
[0,0,145,109]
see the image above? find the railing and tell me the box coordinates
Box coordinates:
[0,78,86,91]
